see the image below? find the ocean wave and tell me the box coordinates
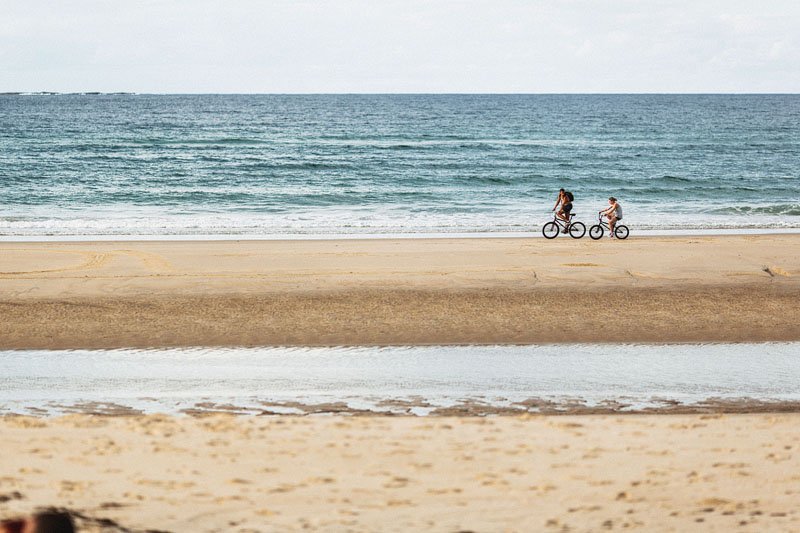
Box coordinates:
[132,138,273,146]
[661,175,692,182]
[708,204,800,216]
[4,206,800,237]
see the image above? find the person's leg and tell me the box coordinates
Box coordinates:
[609,215,617,236]
[556,210,567,232]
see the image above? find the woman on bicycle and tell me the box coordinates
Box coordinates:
[599,197,623,238]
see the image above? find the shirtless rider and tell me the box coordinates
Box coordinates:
[552,188,574,233]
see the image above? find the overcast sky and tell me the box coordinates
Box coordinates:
[2,0,798,93]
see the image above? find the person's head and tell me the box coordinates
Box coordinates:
[0,511,74,533]
[559,188,565,194]
[608,197,617,204]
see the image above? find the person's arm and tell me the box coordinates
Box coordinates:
[553,195,561,211]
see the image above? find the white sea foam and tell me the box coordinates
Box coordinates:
[1,202,799,240]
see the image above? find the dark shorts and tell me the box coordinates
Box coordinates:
[563,203,573,215]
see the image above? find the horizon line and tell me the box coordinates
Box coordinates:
[4,91,800,96]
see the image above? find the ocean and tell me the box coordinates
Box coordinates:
[1,94,798,238]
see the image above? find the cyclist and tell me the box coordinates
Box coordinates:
[599,197,623,238]
[552,188,574,233]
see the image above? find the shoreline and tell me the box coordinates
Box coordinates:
[1,234,798,348]
[2,226,800,242]
[6,397,800,418]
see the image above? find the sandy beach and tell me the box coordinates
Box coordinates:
[1,234,798,348]
[3,234,799,531]
[1,413,798,532]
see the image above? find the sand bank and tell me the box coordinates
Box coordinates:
[1,414,799,531]
[1,235,798,348]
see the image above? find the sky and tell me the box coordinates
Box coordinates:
[2,0,799,93]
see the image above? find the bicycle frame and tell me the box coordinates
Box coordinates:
[595,215,611,230]
[552,213,575,229]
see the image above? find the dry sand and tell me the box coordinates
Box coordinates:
[1,234,799,348]
[1,414,799,532]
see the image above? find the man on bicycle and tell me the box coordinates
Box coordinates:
[599,197,623,238]
[553,188,574,233]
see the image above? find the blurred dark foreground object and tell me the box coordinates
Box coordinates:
[0,511,75,533]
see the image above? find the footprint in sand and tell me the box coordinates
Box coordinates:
[0,491,24,503]
[0,248,174,277]
[762,265,791,277]
[561,263,604,267]
[0,250,111,277]
[115,249,175,272]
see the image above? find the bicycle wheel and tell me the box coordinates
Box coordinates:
[569,221,586,239]
[615,225,630,239]
[588,225,604,240]
[542,222,560,239]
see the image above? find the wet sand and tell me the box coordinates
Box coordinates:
[1,414,799,532]
[1,234,799,348]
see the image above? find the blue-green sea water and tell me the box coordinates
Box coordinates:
[1,94,798,237]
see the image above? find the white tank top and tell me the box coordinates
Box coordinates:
[615,204,623,218]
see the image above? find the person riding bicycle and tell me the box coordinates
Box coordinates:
[552,188,575,233]
[599,197,623,238]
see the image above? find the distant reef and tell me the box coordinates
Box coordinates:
[0,91,137,96]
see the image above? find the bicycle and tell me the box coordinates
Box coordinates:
[542,212,586,239]
[588,213,629,240]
